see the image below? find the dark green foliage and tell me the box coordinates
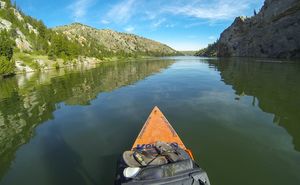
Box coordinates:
[49,33,80,60]
[0,56,15,75]
[0,14,15,76]
[195,41,218,57]
[0,30,14,60]
[47,49,56,61]
[53,62,60,70]
[0,29,15,76]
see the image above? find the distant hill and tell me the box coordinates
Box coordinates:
[54,23,179,57]
[179,51,197,56]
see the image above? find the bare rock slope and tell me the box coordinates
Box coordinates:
[218,0,300,58]
[54,23,179,56]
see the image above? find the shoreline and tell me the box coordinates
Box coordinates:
[1,54,158,79]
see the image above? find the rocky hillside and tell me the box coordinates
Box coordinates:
[0,0,179,77]
[0,0,37,52]
[219,0,300,58]
[197,0,300,58]
[0,0,98,76]
[54,23,179,57]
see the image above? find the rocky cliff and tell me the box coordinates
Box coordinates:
[218,0,300,58]
[0,0,34,52]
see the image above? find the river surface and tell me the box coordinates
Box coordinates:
[0,57,300,185]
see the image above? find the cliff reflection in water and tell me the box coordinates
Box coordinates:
[209,58,300,151]
[0,59,173,178]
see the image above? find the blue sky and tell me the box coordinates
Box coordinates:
[16,0,264,50]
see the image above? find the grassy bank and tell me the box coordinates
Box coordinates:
[0,52,159,79]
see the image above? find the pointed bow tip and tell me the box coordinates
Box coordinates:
[152,106,161,114]
[153,106,161,110]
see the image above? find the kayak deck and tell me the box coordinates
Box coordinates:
[114,106,210,184]
[132,106,187,150]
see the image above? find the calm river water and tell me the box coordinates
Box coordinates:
[0,57,300,185]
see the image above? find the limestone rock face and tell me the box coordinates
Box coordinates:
[0,8,33,52]
[15,29,33,52]
[26,23,39,35]
[15,61,34,72]
[218,0,300,58]
[0,18,12,30]
[0,1,6,9]
[11,8,24,21]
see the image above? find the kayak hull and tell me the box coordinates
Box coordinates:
[132,106,187,150]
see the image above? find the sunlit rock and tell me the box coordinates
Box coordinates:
[218,0,300,58]
[0,18,12,30]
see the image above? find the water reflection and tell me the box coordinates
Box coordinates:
[208,58,300,151]
[1,57,300,185]
[0,59,174,179]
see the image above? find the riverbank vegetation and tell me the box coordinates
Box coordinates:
[0,0,179,78]
[195,42,218,57]
[0,30,14,76]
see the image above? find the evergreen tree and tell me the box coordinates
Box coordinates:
[0,30,15,75]
[0,30,14,60]
[0,56,15,75]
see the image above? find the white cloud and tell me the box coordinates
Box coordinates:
[124,26,135,33]
[208,36,216,40]
[166,24,175,28]
[101,19,110,24]
[163,0,260,21]
[68,0,94,21]
[152,18,166,28]
[106,0,137,24]
[144,11,158,21]
[101,0,262,30]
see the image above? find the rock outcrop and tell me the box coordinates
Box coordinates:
[26,23,39,35]
[0,1,6,9]
[0,18,11,30]
[15,28,33,51]
[218,0,300,58]
[11,7,23,21]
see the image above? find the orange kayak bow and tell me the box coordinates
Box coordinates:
[132,106,194,160]
[115,106,210,185]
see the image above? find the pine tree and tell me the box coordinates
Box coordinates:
[0,30,15,75]
[0,30,14,60]
[0,56,15,75]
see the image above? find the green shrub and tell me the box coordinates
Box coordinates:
[48,50,57,61]
[53,62,60,70]
[0,56,15,75]
[0,30,14,60]
[18,54,40,70]
[195,41,218,57]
